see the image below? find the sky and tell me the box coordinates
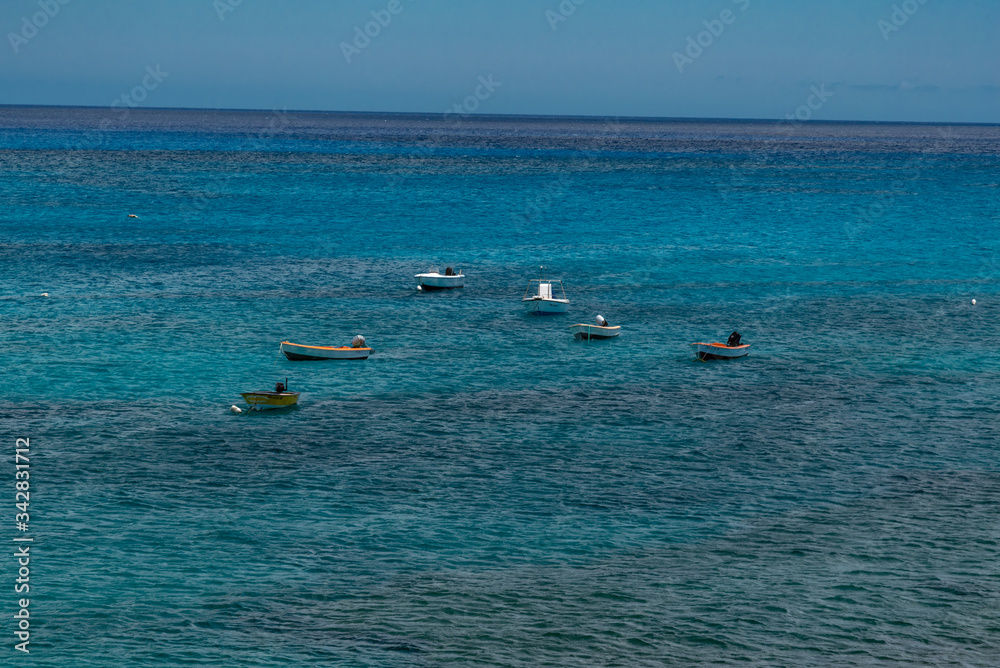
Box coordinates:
[0,0,997,123]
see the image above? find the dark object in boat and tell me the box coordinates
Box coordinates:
[727,331,741,347]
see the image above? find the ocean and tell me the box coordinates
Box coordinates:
[1,106,999,665]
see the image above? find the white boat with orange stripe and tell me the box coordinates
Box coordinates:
[691,342,750,360]
[280,338,372,361]
[570,315,620,339]
[691,332,749,360]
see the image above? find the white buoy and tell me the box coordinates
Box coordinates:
[230,405,243,414]
[128,214,139,218]
[40,293,49,297]
[972,299,977,305]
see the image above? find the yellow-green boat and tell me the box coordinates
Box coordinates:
[241,379,299,411]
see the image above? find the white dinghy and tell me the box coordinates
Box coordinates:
[691,342,750,360]
[570,314,620,340]
[416,267,465,291]
[691,331,749,360]
[280,336,372,361]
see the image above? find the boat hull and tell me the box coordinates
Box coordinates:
[416,273,465,290]
[280,341,371,361]
[691,342,750,360]
[523,297,569,314]
[570,324,621,339]
[240,391,300,410]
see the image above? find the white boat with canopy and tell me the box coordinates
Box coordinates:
[522,266,569,314]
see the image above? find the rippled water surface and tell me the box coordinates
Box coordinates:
[1,107,999,666]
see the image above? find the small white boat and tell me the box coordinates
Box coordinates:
[569,324,622,341]
[522,267,569,314]
[280,340,371,361]
[570,315,620,339]
[570,324,621,340]
[416,267,464,291]
[691,342,750,360]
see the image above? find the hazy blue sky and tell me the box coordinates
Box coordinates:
[1,0,997,122]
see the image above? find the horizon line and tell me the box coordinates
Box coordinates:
[1,103,996,128]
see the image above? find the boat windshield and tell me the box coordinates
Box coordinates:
[522,278,568,300]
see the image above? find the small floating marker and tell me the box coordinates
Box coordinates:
[230,405,243,414]
[417,285,423,291]
[972,299,977,305]
[40,293,49,297]
[128,214,139,218]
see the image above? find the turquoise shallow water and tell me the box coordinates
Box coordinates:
[1,107,1000,665]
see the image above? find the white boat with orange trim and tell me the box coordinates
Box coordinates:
[280,339,371,361]
[690,342,750,360]
[570,315,620,339]
[522,266,569,315]
[416,267,464,291]
[570,324,620,339]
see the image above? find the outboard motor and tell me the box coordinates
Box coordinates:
[596,314,609,327]
[727,331,741,347]
[352,335,366,349]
